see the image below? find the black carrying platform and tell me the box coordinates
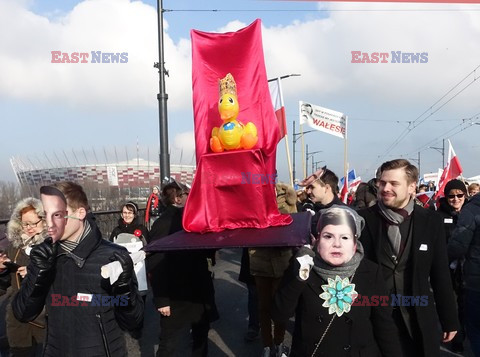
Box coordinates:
[145,212,312,251]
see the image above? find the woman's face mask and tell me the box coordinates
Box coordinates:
[316,224,357,266]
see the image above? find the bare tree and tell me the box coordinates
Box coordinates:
[0,181,20,220]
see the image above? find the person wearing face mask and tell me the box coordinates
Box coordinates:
[109,201,149,245]
[273,206,401,357]
[12,182,144,357]
[0,198,47,357]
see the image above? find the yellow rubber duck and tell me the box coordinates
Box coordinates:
[210,73,258,153]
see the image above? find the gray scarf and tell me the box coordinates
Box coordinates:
[377,199,414,255]
[312,241,364,281]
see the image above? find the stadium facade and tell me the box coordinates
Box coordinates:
[10,157,196,189]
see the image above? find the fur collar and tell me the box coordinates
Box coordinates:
[7,197,47,249]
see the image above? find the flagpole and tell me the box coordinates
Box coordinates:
[277,78,294,187]
[301,123,306,179]
[344,116,348,181]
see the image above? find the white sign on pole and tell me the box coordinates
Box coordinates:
[299,101,346,139]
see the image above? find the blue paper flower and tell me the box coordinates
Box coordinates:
[319,276,357,317]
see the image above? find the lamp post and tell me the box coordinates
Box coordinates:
[314,160,325,172]
[428,139,445,168]
[154,0,170,185]
[305,145,322,176]
[292,122,315,182]
[408,151,421,181]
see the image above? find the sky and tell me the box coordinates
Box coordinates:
[1,0,480,185]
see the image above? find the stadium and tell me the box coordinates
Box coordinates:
[9,147,196,209]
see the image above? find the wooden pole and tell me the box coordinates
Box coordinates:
[301,124,306,179]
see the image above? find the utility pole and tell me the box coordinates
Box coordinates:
[305,144,322,176]
[429,138,445,169]
[292,120,315,182]
[155,0,170,185]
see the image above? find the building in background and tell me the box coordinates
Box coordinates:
[10,149,196,211]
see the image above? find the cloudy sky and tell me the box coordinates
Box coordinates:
[1,0,479,184]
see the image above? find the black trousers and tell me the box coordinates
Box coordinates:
[392,308,424,357]
[156,303,210,357]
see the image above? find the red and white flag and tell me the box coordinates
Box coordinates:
[269,78,287,138]
[340,174,349,204]
[435,140,463,199]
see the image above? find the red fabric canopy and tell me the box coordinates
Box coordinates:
[183,19,292,233]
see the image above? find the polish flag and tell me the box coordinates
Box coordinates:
[340,174,349,204]
[435,140,463,199]
[269,78,287,139]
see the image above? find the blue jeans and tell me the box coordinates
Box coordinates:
[465,289,480,356]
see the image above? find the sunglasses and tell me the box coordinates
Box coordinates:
[447,193,465,199]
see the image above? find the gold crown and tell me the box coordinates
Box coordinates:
[219,73,237,97]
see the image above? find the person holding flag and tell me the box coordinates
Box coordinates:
[434,140,463,203]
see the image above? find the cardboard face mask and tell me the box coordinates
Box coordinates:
[40,186,68,243]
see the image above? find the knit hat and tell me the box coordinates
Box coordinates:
[125,201,138,215]
[444,179,467,196]
[317,205,365,239]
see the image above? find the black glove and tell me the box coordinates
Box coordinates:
[31,237,58,271]
[111,251,134,296]
[29,237,58,294]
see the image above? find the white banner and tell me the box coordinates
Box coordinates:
[106,166,118,186]
[299,101,346,139]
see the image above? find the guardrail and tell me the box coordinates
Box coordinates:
[0,209,146,243]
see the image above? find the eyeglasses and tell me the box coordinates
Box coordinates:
[21,219,43,229]
[122,211,135,216]
[447,193,465,199]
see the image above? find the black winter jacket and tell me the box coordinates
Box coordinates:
[109,217,150,244]
[273,258,402,357]
[12,218,144,357]
[436,197,464,243]
[449,193,480,292]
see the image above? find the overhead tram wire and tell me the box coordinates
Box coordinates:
[407,111,480,157]
[365,64,480,175]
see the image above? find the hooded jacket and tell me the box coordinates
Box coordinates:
[449,193,480,292]
[2,197,47,347]
[7,197,46,249]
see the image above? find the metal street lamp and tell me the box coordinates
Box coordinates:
[306,145,322,176]
[155,0,170,185]
[428,139,445,168]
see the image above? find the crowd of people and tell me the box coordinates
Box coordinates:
[0,158,479,357]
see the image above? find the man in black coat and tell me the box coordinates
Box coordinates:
[359,159,458,356]
[149,183,217,357]
[13,182,144,357]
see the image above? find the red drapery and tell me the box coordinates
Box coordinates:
[183,19,292,233]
